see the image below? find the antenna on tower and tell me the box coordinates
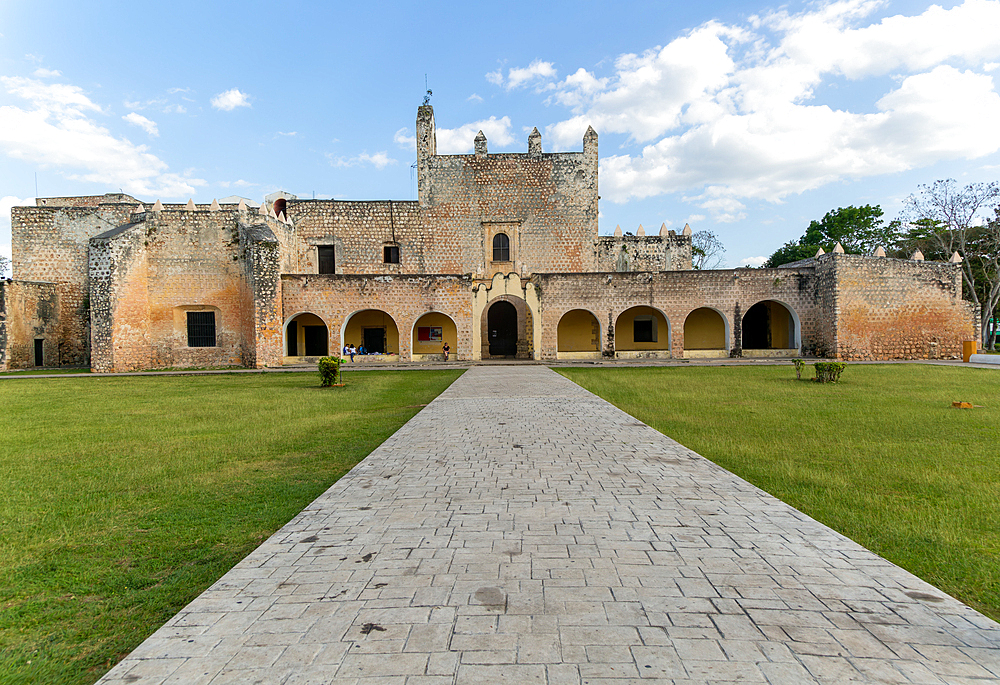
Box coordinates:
[423,74,432,106]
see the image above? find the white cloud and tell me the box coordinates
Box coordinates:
[489,60,558,91]
[394,127,416,150]
[0,76,204,198]
[436,116,515,154]
[532,0,1000,219]
[123,112,159,137]
[277,131,297,137]
[328,151,397,169]
[467,93,484,103]
[740,256,768,267]
[211,88,251,111]
[32,68,61,78]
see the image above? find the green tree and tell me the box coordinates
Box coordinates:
[904,179,1000,348]
[764,205,897,268]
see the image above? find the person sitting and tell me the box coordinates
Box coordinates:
[442,342,450,361]
[348,345,356,362]
[358,345,367,355]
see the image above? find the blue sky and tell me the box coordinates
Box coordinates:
[3,0,1000,271]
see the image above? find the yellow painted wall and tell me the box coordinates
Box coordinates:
[344,309,400,353]
[288,312,326,356]
[412,312,458,354]
[615,306,669,351]
[557,309,600,351]
[684,308,726,350]
[769,302,791,348]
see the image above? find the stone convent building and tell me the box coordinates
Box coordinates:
[0,105,980,372]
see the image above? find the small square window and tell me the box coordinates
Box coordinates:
[187,311,216,347]
[384,245,400,264]
[634,317,655,343]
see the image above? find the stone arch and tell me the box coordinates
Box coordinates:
[341,309,400,358]
[614,306,671,359]
[411,311,458,361]
[272,198,287,218]
[283,311,329,359]
[480,295,529,359]
[683,307,730,358]
[557,309,601,359]
[742,300,801,356]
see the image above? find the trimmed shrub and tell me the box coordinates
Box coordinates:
[318,356,342,386]
[814,361,846,383]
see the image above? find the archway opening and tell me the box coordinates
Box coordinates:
[557,309,600,358]
[742,300,798,356]
[684,308,727,356]
[272,198,287,218]
[614,306,670,358]
[344,309,399,356]
[412,312,458,360]
[487,301,518,356]
[285,313,328,358]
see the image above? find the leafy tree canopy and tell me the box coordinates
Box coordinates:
[765,205,898,268]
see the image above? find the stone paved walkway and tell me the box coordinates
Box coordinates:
[99,366,1000,684]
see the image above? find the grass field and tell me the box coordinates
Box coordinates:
[0,369,462,685]
[558,363,1000,622]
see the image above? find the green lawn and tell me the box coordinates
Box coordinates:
[558,364,1000,622]
[0,370,462,685]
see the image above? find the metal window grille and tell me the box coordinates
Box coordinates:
[384,245,400,263]
[187,311,216,347]
[493,233,510,262]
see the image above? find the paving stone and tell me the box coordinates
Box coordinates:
[95,367,1000,684]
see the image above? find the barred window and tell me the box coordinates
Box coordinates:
[187,311,216,347]
[492,233,510,261]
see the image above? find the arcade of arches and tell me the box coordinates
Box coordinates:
[684,308,727,358]
[615,306,670,358]
[742,300,798,356]
[344,309,399,355]
[412,312,458,360]
[557,309,601,359]
[285,313,329,358]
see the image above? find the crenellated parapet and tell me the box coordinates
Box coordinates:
[596,222,693,272]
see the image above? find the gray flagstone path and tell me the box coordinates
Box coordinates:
[98,366,1000,684]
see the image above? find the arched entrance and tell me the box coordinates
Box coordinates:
[683,307,728,358]
[614,306,670,359]
[487,301,518,357]
[343,309,399,358]
[284,313,329,360]
[411,312,458,361]
[742,300,800,357]
[557,309,601,360]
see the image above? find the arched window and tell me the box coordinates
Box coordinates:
[492,233,510,262]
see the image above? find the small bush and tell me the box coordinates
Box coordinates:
[318,356,342,386]
[814,361,846,383]
[793,359,805,380]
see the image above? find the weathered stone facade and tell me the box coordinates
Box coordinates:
[0,105,978,371]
